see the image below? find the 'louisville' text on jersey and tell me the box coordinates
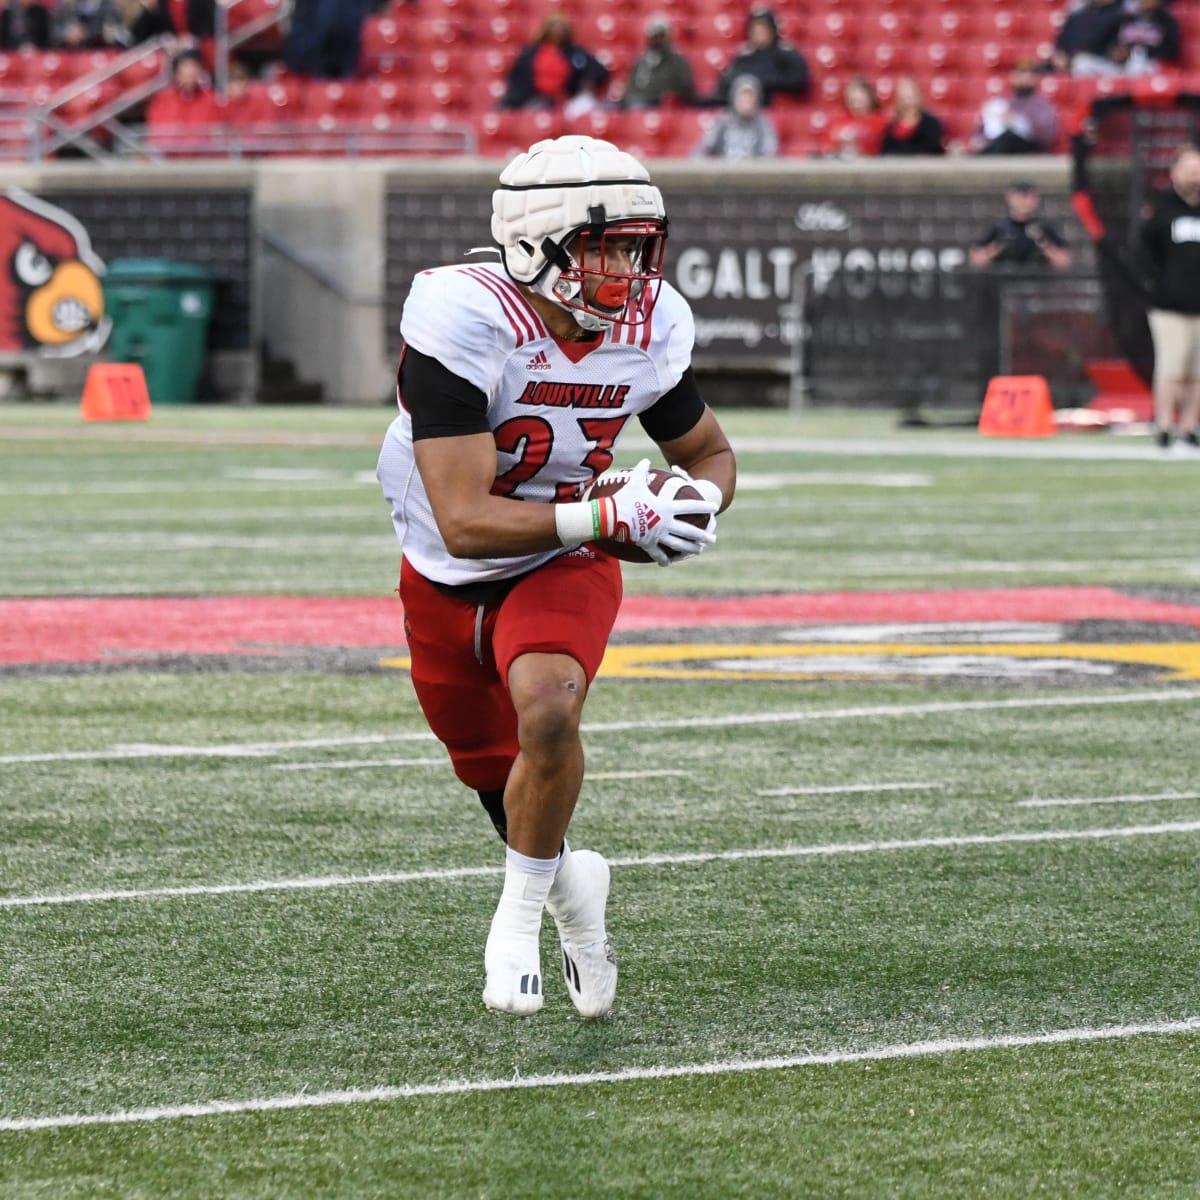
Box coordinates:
[516,381,632,409]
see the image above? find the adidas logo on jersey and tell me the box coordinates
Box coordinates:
[526,350,551,371]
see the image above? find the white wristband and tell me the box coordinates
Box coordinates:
[555,500,603,546]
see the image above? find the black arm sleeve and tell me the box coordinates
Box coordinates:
[638,367,707,443]
[399,346,490,441]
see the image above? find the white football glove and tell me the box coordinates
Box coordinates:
[609,458,718,567]
[669,465,723,537]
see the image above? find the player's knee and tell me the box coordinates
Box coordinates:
[514,684,583,754]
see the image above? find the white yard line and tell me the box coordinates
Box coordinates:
[1019,791,1200,809]
[581,769,689,780]
[756,782,941,797]
[269,762,684,777]
[4,820,1199,910]
[272,758,445,771]
[1,1018,1194,1133]
[4,689,1199,767]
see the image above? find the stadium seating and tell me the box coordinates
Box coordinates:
[6,0,1200,160]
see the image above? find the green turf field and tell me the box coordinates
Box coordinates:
[1,403,1198,1198]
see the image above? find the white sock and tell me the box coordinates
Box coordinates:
[547,849,606,945]
[490,848,557,941]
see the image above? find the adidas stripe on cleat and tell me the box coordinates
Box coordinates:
[547,849,617,1018]
[483,949,544,1016]
[559,939,617,1019]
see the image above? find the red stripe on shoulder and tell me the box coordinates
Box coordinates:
[462,267,535,346]
[489,274,549,339]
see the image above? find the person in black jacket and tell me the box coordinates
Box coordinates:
[499,12,610,111]
[880,78,944,157]
[1112,0,1181,76]
[968,180,1073,271]
[1140,145,1200,451]
[710,7,808,107]
[1051,0,1125,77]
[0,0,52,50]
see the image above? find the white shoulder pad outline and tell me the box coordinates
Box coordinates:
[399,265,547,397]
[646,280,696,394]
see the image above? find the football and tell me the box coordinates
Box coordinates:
[583,466,710,563]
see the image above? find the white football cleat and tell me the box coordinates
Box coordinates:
[483,928,544,1016]
[559,938,617,1019]
[547,849,618,1018]
[483,894,545,1016]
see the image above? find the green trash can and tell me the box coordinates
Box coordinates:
[103,259,216,405]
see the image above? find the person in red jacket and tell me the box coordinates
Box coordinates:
[146,48,218,139]
[820,76,885,159]
[499,12,610,111]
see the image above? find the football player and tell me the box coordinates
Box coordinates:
[377,135,736,1017]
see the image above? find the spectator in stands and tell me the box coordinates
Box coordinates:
[212,58,269,124]
[1051,0,1125,77]
[711,7,808,107]
[621,14,695,109]
[284,0,374,80]
[53,1,117,50]
[1139,145,1200,452]
[819,76,886,159]
[880,77,945,157]
[499,12,610,113]
[968,180,1073,272]
[102,0,175,48]
[145,47,216,128]
[1112,0,1181,76]
[692,74,778,160]
[1,0,52,50]
[973,60,1059,155]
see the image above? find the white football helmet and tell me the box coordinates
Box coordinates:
[492,135,668,331]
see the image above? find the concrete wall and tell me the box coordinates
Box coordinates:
[2,155,1077,405]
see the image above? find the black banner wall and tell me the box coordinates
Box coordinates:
[385,182,1098,408]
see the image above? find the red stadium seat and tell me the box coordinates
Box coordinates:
[621,107,668,158]
[423,78,469,115]
[814,12,856,42]
[361,17,403,69]
[302,80,362,120]
[226,0,284,33]
[412,17,470,50]
[657,110,715,158]
[812,43,859,75]
[685,12,742,50]
[862,9,906,41]
[485,15,523,47]
[477,109,564,158]
[984,9,1027,40]
[0,53,25,87]
[925,75,961,106]
[925,10,975,41]
[57,80,121,127]
[862,41,915,74]
[360,77,413,118]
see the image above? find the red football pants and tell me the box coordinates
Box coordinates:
[399,549,623,792]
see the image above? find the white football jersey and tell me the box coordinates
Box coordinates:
[377,261,695,586]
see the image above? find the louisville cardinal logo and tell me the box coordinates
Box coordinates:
[0,188,109,356]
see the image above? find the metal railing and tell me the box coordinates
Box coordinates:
[136,119,478,160]
[9,0,297,162]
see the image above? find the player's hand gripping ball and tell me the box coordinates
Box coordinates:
[583,459,718,565]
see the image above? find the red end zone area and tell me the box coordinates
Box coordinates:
[3,588,1200,671]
